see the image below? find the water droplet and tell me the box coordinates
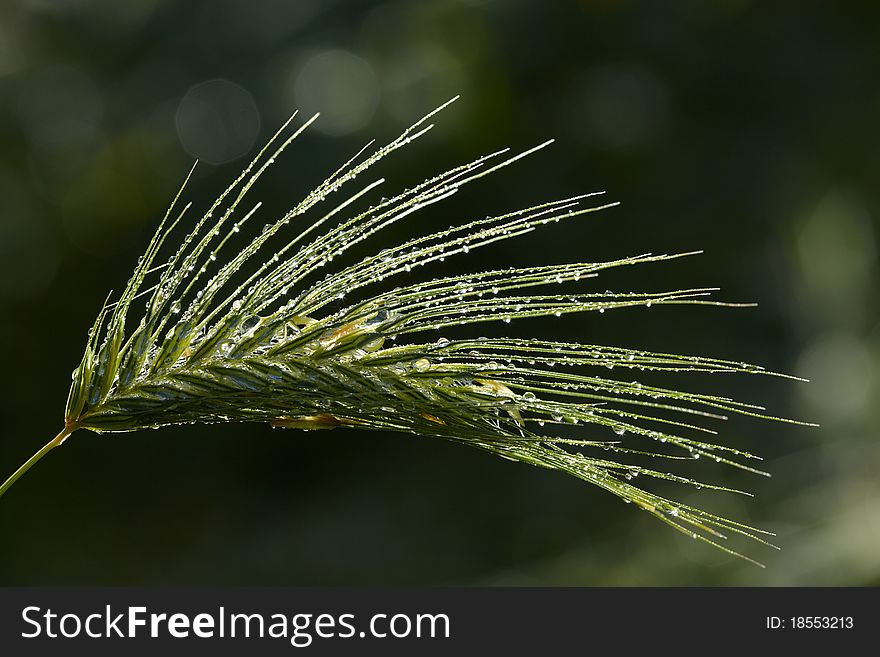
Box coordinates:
[241,316,260,332]
[522,391,537,401]
[413,358,431,372]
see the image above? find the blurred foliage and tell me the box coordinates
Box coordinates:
[0,0,877,585]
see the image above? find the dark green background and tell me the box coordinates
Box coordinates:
[1,0,877,585]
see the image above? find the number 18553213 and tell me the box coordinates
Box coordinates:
[766,616,854,630]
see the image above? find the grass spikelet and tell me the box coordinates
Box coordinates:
[0,98,812,566]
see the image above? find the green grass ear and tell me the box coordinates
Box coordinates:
[1,98,814,566]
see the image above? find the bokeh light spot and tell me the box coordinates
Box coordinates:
[796,190,877,307]
[290,50,380,136]
[797,333,875,420]
[176,79,261,165]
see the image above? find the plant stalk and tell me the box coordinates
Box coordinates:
[0,428,73,500]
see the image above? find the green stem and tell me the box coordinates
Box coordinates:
[0,428,73,500]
